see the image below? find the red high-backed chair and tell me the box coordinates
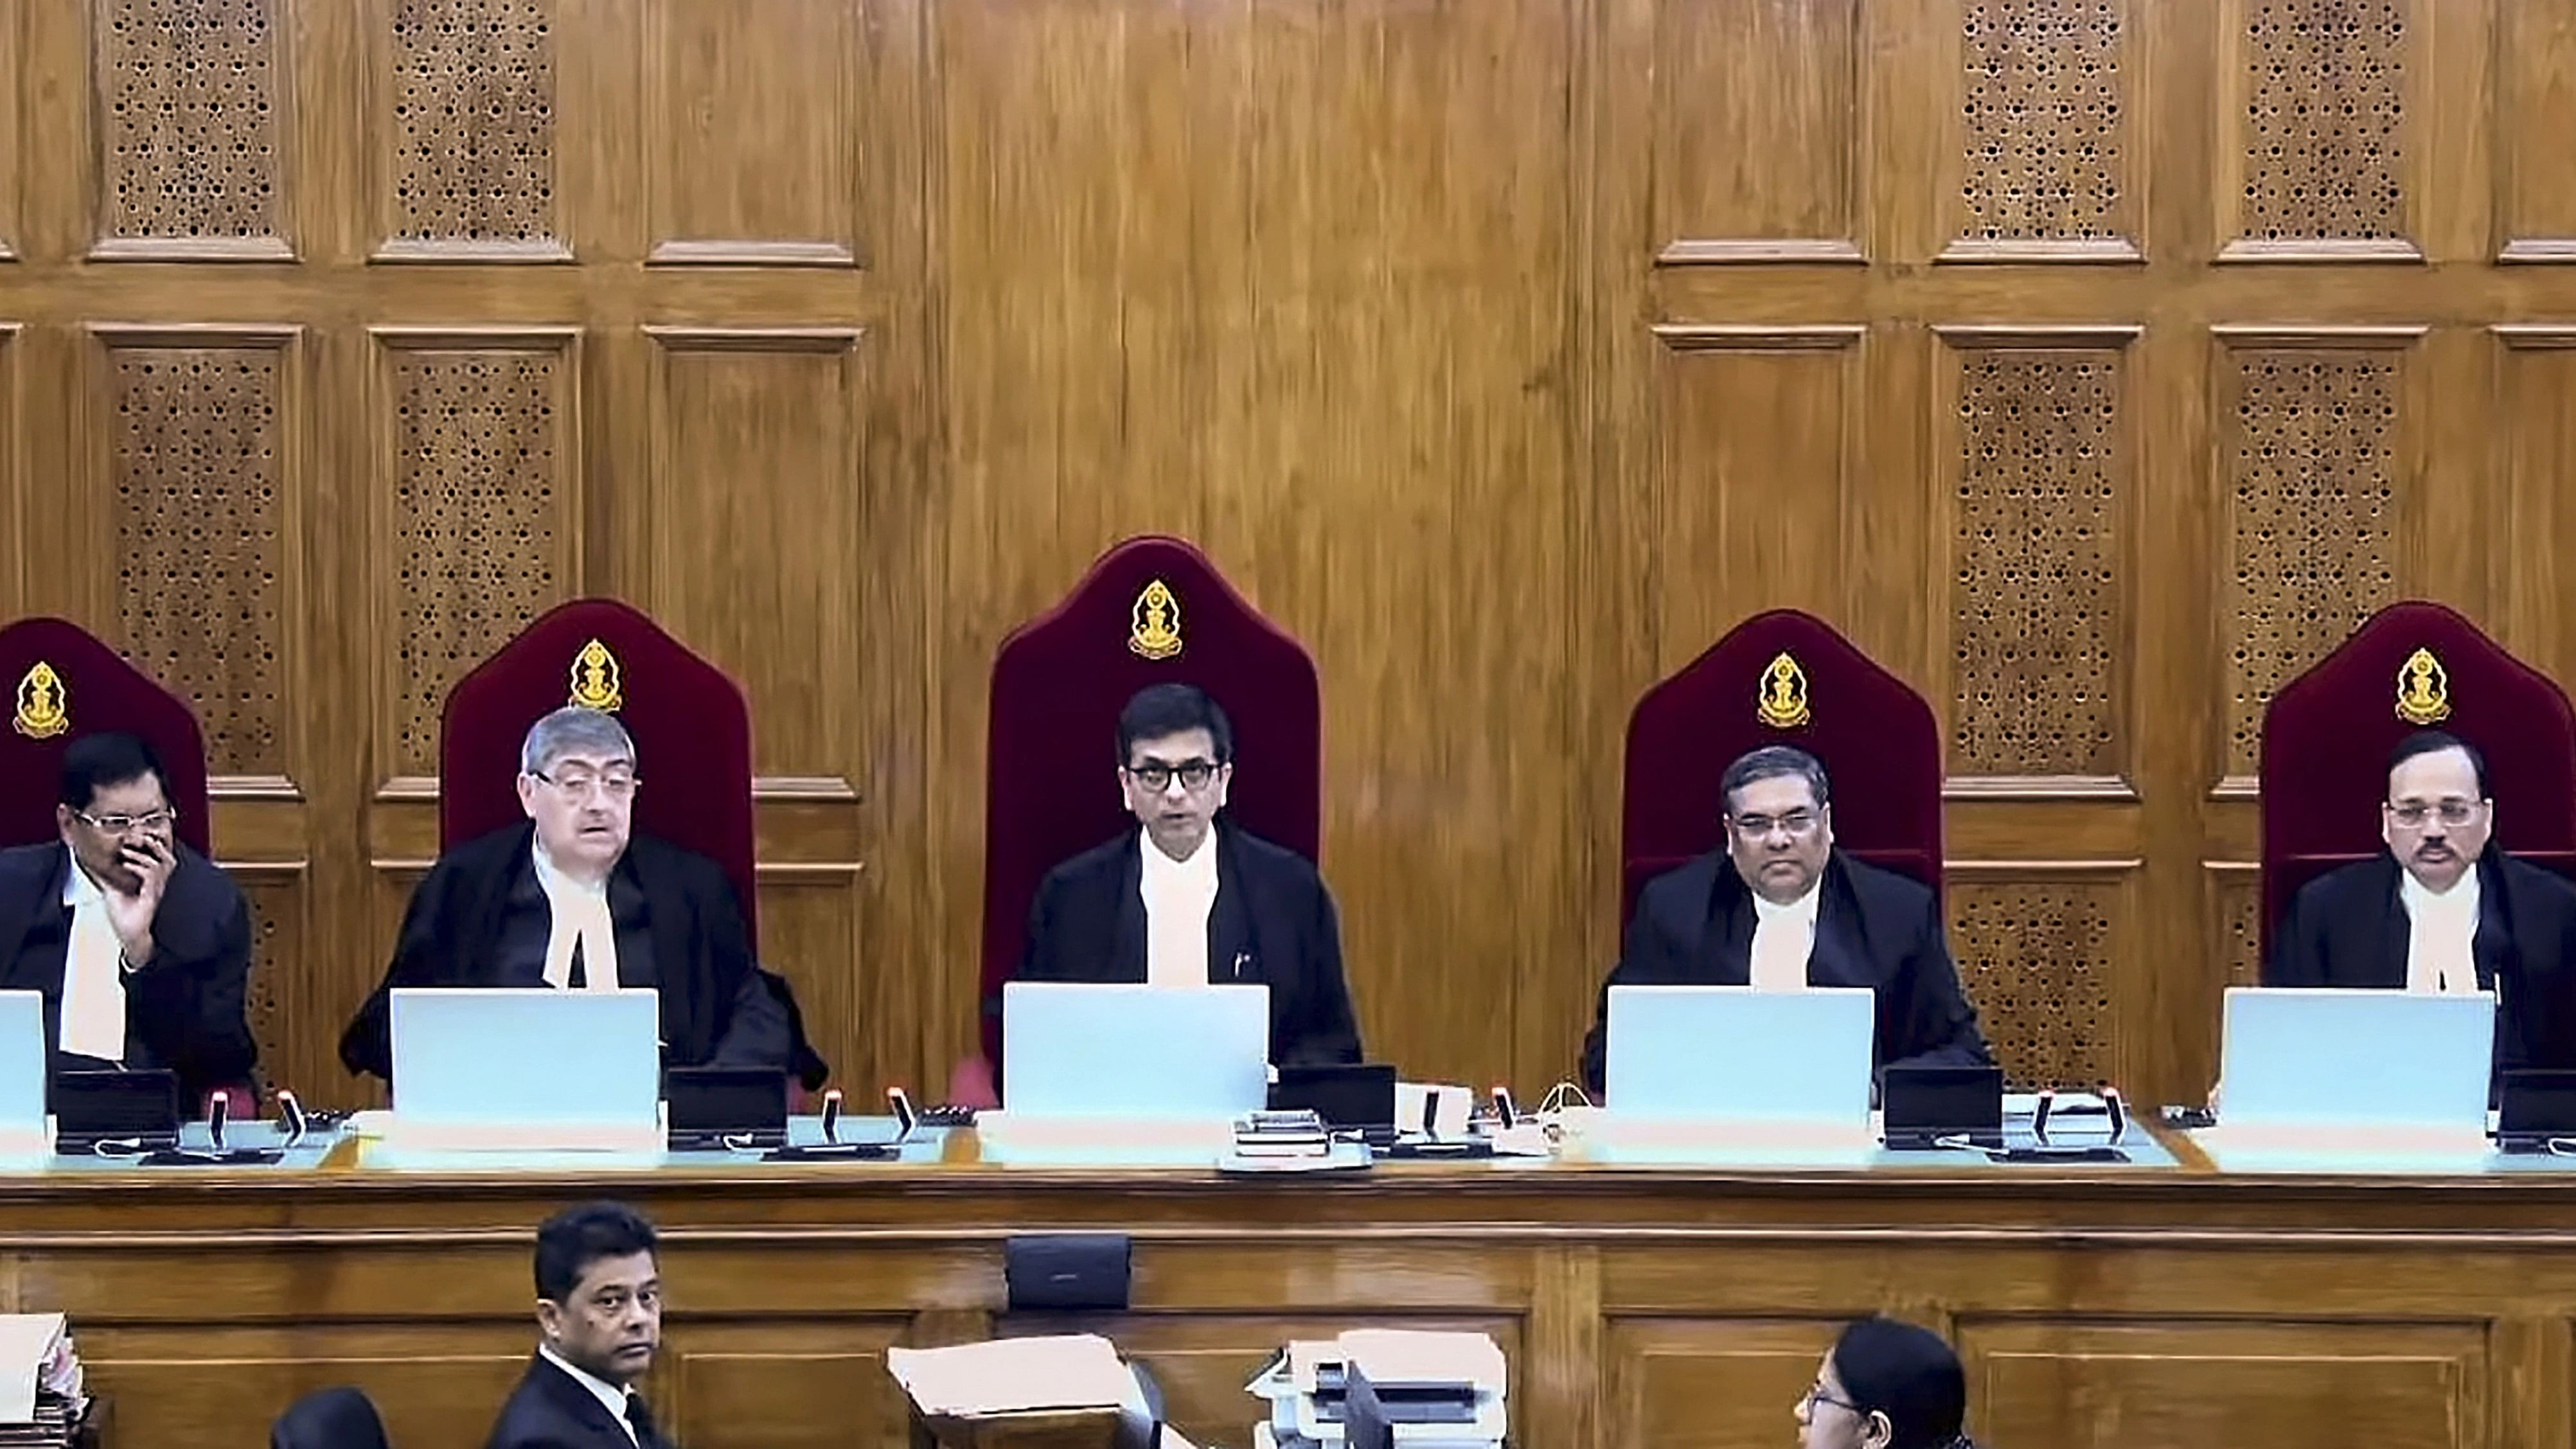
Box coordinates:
[2259,600,2576,955]
[1624,609,1944,914]
[0,616,245,1112]
[0,618,212,857]
[965,537,1322,1102]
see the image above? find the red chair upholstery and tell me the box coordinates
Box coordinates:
[1624,609,1943,916]
[975,536,1322,1078]
[0,617,212,856]
[2259,600,2576,954]
[439,598,758,941]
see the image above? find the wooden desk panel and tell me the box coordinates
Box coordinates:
[5,1147,2575,1449]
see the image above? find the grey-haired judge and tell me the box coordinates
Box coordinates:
[339,706,786,1080]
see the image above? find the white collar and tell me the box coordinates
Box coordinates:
[1138,825,1218,881]
[61,851,106,910]
[531,837,611,900]
[1751,878,1822,924]
[538,1342,634,1436]
[2399,861,2481,917]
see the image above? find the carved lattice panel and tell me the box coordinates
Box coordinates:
[236,872,300,1096]
[2214,869,2265,987]
[1948,880,2119,1089]
[95,0,285,244]
[1950,348,2122,776]
[2238,0,2408,242]
[389,346,570,774]
[2221,349,2401,776]
[387,0,557,245]
[111,346,286,776]
[1960,0,2126,242]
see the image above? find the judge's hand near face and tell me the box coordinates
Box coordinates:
[59,774,180,970]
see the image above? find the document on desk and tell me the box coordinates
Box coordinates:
[886,1333,1143,1416]
[0,1313,69,1424]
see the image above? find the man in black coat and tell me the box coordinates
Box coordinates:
[1581,745,1991,1095]
[486,1200,676,1449]
[0,732,256,1107]
[2266,729,2576,1074]
[1011,682,1362,1067]
[339,706,788,1080]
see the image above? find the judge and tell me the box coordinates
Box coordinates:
[0,732,258,1107]
[2266,729,2576,1073]
[487,1200,675,1449]
[1012,682,1362,1066]
[1580,745,1991,1094]
[339,706,787,1080]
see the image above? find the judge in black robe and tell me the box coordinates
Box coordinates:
[339,707,788,1080]
[0,732,257,1108]
[1006,682,1362,1068]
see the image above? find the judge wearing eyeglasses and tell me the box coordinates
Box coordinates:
[0,731,256,1108]
[2267,729,2576,1074]
[1009,682,1362,1067]
[339,706,788,1081]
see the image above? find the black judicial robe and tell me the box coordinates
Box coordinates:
[1012,822,1364,1067]
[484,1355,672,1449]
[339,823,788,1080]
[2265,848,2576,1075]
[1580,850,1993,1094]
[0,839,258,1106]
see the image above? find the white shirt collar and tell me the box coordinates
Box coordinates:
[538,1342,635,1442]
[1137,825,1218,886]
[2398,862,2481,919]
[1751,878,1822,925]
[531,837,610,901]
[61,852,105,910]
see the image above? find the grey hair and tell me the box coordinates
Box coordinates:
[519,706,636,777]
[1719,744,1831,815]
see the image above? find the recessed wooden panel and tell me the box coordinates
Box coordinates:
[232,865,307,1101]
[1947,0,2136,259]
[755,867,864,1098]
[76,1323,528,1449]
[374,0,562,258]
[2221,0,2417,258]
[1648,328,1862,670]
[2495,330,2576,689]
[90,0,290,258]
[643,329,863,781]
[2209,863,2264,988]
[371,329,580,782]
[0,326,17,617]
[646,0,857,266]
[2214,332,2416,781]
[664,1320,911,1449]
[1962,1319,2485,1449]
[0,3,21,261]
[2497,1,2576,262]
[96,330,301,779]
[1604,1317,1844,1449]
[1938,332,2135,782]
[1948,874,2121,1089]
[1651,0,1861,262]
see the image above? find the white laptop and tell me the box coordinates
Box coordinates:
[1604,984,1876,1126]
[1001,982,1270,1121]
[2215,986,2492,1142]
[389,988,662,1151]
[0,991,44,1155]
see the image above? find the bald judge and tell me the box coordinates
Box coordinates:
[339,706,788,1080]
[1580,745,1992,1095]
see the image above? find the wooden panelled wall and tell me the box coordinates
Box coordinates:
[2,0,2575,1107]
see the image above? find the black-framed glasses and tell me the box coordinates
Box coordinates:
[1800,1383,1860,1416]
[1125,760,1219,793]
[1730,810,1820,840]
[2387,799,2483,828]
[74,806,177,835]
[532,769,641,801]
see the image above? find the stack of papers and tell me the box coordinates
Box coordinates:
[1246,1330,1505,1448]
[886,1333,1160,1449]
[0,1315,87,1448]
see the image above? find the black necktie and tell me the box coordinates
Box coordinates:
[623,1392,658,1447]
[568,938,587,991]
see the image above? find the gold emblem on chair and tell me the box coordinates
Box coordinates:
[1756,652,1811,730]
[567,639,625,713]
[2395,646,2451,726]
[1128,579,1184,661]
[12,661,69,740]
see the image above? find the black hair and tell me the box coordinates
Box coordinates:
[1116,682,1234,766]
[1719,744,1832,815]
[533,1201,659,1301]
[57,731,168,812]
[1830,1317,1973,1449]
[2388,729,2489,798]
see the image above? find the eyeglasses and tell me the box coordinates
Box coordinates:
[1800,1383,1859,1416]
[2388,799,2483,828]
[1124,760,1220,793]
[74,806,177,835]
[532,770,641,801]
[1730,810,1820,840]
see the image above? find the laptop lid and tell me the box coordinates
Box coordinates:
[2218,986,2492,1132]
[390,988,661,1131]
[1604,985,1876,1124]
[0,991,44,1142]
[1001,983,1270,1119]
